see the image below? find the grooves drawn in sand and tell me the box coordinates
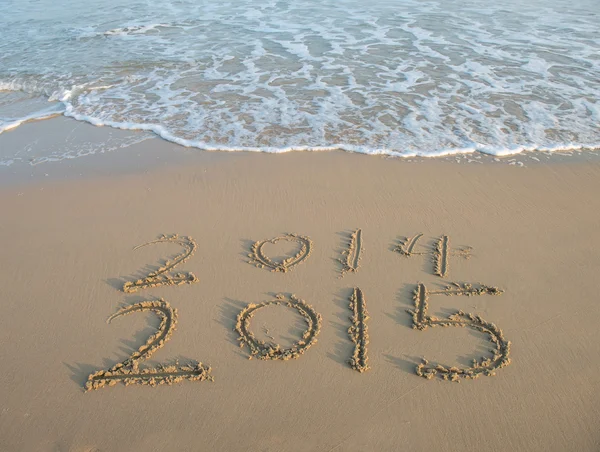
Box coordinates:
[408,283,511,382]
[395,233,426,257]
[339,229,364,277]
[123,234,198,293]
[394,233,472,278]
[85,300,213,391]
[235,294,322,360]
[434,235,450,277]
[433,235,472,278]
[248,233,313,273]
[348,287,370,372]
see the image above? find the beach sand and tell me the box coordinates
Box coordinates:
[0,119,599,451]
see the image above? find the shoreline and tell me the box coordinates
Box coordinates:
[2,115,600,188]
[1,120,599,451]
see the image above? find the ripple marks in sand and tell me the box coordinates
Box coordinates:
[348,287,370,373]
[123,234,198,293]
[339,229,364,277]
[408,283,511,382]
[85,300,213,391]
[235,294,322,360]
[248,233,313,273]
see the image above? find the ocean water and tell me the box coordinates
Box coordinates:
[1,0,599,165]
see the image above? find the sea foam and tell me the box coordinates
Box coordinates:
[1,0,599,165]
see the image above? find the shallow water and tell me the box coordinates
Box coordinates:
[1,0,599,165]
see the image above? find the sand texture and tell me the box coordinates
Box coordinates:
[248,233,313,273]
[0,126,600,451]
[348,287,370,373]
[85,299,213,391]
[122,234,199,293]
[339,229,364,277]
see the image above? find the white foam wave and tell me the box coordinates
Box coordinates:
[0,110,62,134]
[1,0,599,166]
[0,96,66,134]
[61,102,600,158]
[103,24,172,36]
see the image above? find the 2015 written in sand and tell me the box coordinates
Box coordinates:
[84,231,511,391]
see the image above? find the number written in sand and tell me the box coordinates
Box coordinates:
[339,229,364,277]
[394,233,472,278]
[123,234,199,293]
[408,282,512,382]
[348,287,370,372]
[86,300,213,391]
[235,294,322,360]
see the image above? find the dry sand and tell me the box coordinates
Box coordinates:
[0,119,599,451]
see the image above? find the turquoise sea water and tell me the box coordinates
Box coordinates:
[1,0,599,165]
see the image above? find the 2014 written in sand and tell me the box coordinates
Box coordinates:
[84,231,511,391]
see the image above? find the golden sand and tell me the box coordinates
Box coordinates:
[248,233,313,272]
[122,234,199,293]
[86,299,213,391]
[347,287,370,373]
[339,229,364,277]
[235,294,322,360]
